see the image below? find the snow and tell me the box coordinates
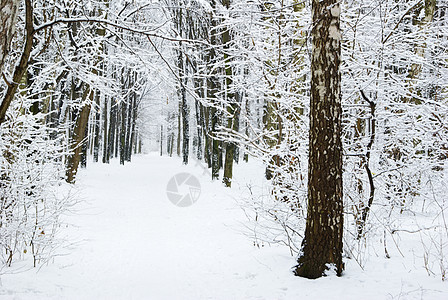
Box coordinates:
[329,24,342,41]
[330,4,341,18]
[0,153,447,299]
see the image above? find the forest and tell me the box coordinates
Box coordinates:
[0,0,447,298]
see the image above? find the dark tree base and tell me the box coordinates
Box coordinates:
[294,256,344,279]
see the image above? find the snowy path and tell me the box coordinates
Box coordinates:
[1,154,447,299]
[63,154,286,299]
[0,154,295,299]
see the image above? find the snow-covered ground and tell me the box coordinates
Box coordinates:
[0,153,447,299]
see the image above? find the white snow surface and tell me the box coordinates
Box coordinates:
[0,153,447,299]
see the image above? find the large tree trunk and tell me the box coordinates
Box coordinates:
[294,0,344,279]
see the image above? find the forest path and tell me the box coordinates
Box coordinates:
[0,154,293,299]
[63,153,276,299]
[1,154,447,299]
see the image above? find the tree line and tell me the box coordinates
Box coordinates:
[0,0,447,279]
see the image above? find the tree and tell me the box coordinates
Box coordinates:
[222,0,239,187]
[66,88,93,183]
[0,0,33,124]
[0,0,20,75]
[294,0,344,278]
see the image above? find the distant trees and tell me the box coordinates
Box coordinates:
[0,0,150,267]
[1,0,447,279]
[341,0,447,262]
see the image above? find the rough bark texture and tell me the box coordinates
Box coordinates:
[0,0,33,124]
[294,0,344,279]
[0,0,19,75]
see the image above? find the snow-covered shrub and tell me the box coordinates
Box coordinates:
[238,181,306,255]
[233,0,448,280]
[0,96,73,269]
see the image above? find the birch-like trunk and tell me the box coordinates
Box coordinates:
[294,0,344,279]
[0,0,19,75]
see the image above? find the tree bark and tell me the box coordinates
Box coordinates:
[203,104,211,167]
[222,0,239,187]
[180,58,189,165]
[66,88,92,183]
[120,99,127,165]
[93,94,101,162]
[177,99,181,157]
[102,96,110,163]
[0,0,20,75]
[128,88,138,161]
[108,98,117,160]
[294,0,344,279]
[194,99,203,160]
[208,0,221,180]
[0,0,33,124]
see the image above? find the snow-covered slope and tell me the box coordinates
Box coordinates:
[0,154,446,299]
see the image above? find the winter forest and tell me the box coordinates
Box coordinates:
[0,0,448,298]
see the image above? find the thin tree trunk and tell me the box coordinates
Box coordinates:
[263,100,280,180]
[125,97,132,161]
[102,96,110,163]
[120,99,127,165]
[114,100,120,158]
[203,104,211,167]
[160,125,163,156]
[66,88,92,183]
[177,100,181,157]
[208,0,220,179]
[128,91,138,161]
[93,93,101,162]
[108,99,116,160]
[81,123,88,168]
[357,91,376,238]
[194,99,203,160]
[211,106,220,179]
[180,55,189,165]
[222,0,238,187]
